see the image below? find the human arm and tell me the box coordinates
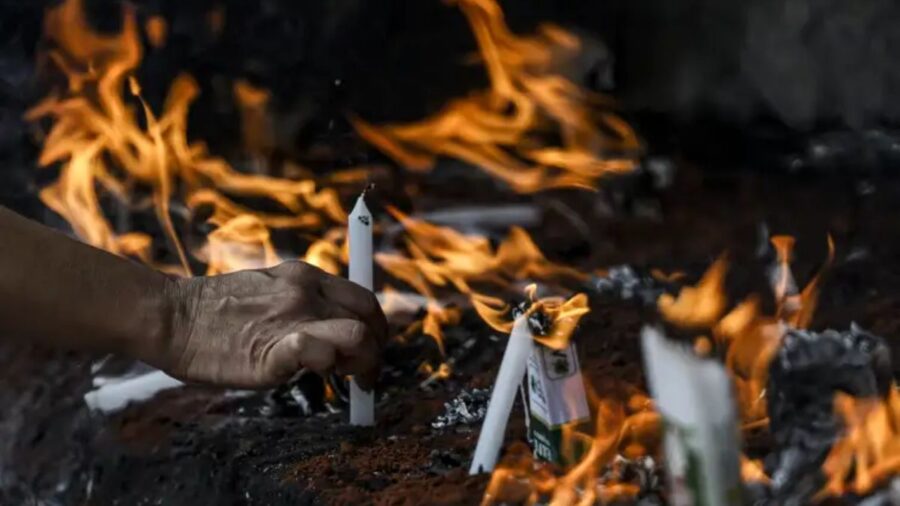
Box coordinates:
[0,205,386,388]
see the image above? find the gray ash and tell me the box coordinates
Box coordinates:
[603,455,664,503]
[764,324,892,503]
[431,388,490,430]
[589,265,663,305]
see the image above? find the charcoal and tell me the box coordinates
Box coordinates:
[602,455,663,500]
[641,157,676,190]
[512,304,553,336]
[428,449,468,475]
[590,265,663,305]
[765,324,892,503]
[431,388,490,430]
[261,369,327,418]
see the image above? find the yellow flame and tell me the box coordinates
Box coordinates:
[30,0,344,276]
[353,0,638,193]
[483,396,661,505]
[657,255,728,328]
[818,389,900,497]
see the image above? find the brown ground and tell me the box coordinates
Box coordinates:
[2,158,900,505]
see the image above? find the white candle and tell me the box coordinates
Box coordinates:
[84,370,184,414]
[469,317,533,474]
[348,193,375,426]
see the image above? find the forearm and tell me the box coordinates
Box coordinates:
[0,206,174,361]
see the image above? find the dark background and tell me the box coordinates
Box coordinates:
[4,0,900,220]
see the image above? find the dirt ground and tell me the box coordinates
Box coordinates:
[2,154,900,505]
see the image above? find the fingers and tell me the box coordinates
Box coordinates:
[264,261,384,389]
[265,330,337,385]
[270,261,387,346]
[264,319,380,389]
[319,275,389,345]
[300,318,381,390]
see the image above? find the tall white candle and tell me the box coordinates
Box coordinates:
[349,193,375,426]
[469,317,533,474]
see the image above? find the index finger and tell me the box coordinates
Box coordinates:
[318,274,388,345]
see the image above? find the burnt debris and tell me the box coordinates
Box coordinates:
[512,303,553,336]
[590,265,664,305]
[765,324,893,503]
[261,369,329,417]
[431,388,490,430]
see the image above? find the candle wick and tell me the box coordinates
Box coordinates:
[362,182,375,197]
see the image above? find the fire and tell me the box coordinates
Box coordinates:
[379,207,587,296]
[29,0,345,276]
[482,398,661,505]
[378,207,588,355]
[649,236,835,490]
[656,238,833,425]
[352,0,639,193]
[233,79,274,164]
[31,0,615,397]
[472,286,589,350]
[819,389,900,496]
[199,214,280,275]
[144,16,167,49]
[657,255,728,329]
[714,297,783,423]
[769,234,835,328]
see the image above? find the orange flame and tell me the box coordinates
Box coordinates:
[352,0,638,193]
[657,255,728,329]
[30,0,345,276]
[651,237,836,490]
[819,389,900,497]
[145,16,167,49]
[233,79,274,163]
[483,397,661,505]
[378,207,588,353]
[199,214,280,275]
[471,285,589,350]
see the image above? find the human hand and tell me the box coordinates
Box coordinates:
[149,261,387,389]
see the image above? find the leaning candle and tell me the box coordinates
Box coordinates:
[470,316,533,474]
[348,192,375,426]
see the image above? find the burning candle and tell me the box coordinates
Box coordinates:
[348,191,375,426]
[469,316,533,474]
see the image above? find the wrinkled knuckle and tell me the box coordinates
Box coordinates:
[292,332,310,356]
[275,260,311,279]
[348,323,366,348]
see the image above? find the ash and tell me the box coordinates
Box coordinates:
[590,265,662,305]
[764,324,892,504]
[431,388,490,430]
[512,303,553,335]
[603,455,664,504]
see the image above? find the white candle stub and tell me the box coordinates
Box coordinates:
[348,194,375,426]
[469,317,534,474]
[84,370,184,414]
